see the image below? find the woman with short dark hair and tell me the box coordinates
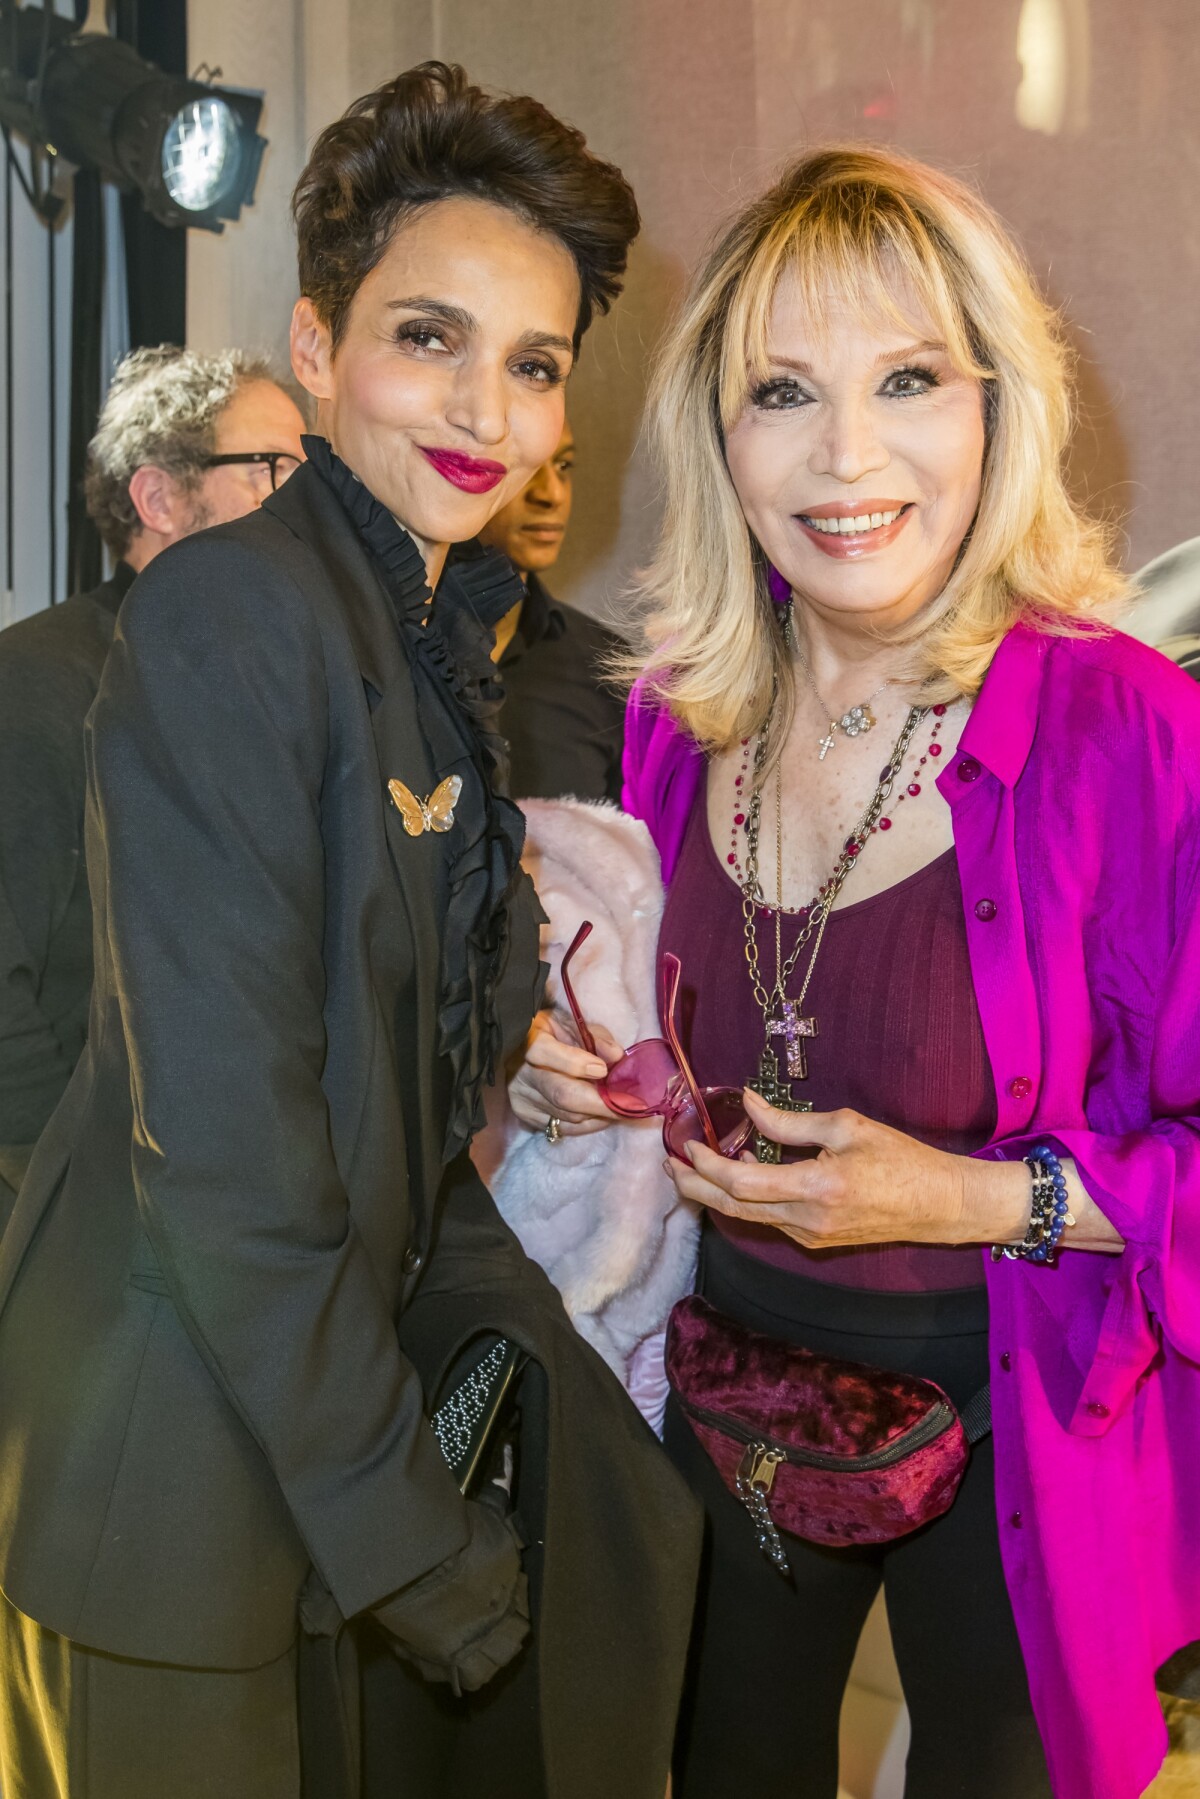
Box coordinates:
[0,64,696,1799]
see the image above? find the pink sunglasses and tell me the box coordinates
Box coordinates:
[557,921,755,1160]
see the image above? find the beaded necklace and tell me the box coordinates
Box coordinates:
[725,702,952,896]
[727,601,963,1158]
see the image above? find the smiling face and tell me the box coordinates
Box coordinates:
[479,420,575,575]
[724,269,987,635]
[291,195,580,582]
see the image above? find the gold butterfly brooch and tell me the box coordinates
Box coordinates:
[388,774,463,836]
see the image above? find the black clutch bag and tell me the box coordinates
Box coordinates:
[430,1334,527,1496]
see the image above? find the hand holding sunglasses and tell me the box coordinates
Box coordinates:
[557,922,755,1160]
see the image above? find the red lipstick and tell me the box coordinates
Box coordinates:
[419,446,507,494]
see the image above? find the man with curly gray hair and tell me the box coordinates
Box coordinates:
[84,345,306,563]
[0,346,306,1222]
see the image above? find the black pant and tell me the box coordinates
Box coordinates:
[665,1229,1051,1799]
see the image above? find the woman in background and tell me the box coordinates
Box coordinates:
[511,146,1200,1799]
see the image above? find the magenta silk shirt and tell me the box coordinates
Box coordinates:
[623,621,1200,1799]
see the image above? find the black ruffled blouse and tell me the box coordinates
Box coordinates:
[304,435,545,1162]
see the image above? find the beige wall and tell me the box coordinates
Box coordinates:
[188,0,1200,621]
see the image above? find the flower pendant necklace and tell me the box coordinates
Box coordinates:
[795,645,893,760]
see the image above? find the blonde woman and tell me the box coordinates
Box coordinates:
[510,147,1200,1799]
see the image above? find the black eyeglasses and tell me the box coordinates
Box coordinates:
[202,452,302,491]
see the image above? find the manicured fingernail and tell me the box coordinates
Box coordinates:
[684,1141,697,1162]
[585,1061,607,1078]
[662,1159,674,1175]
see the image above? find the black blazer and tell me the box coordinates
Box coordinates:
[0,460,699,1795]
[0,561,135,1213]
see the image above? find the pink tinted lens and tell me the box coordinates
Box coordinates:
[663,1086,755,1160]
[599,1037,680,1118]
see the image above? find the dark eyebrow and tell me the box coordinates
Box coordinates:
[386,299,573,360]
[386,297,477,331]
[516,329,574,357]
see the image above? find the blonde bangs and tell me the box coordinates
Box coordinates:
[620,144,1130,757]
[718,191,991,433]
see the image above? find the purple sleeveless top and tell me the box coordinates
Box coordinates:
[657,792,996,1290]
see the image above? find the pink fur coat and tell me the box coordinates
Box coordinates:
[473,799,698,1426]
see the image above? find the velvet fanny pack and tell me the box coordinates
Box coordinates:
[665,1294,991,1573]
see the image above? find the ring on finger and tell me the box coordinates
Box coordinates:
[544,1116,563,1145]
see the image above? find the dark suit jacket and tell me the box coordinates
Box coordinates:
[0,563,134,1217]
[0,462,698,1797]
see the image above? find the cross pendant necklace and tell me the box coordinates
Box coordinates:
[797,640,891,761]
[818,703,878,760]
[740,648,928,1162]
[753,961,825,1162]
[770,764,824,1087]
[748,766,829,1158]
[767,999,819,1080]
[748,1047,813,1164]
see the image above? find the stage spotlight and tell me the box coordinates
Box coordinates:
[0,5,266,230]
[161,96,243,213]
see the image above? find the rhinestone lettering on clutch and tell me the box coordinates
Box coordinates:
[431,1340,509,1478]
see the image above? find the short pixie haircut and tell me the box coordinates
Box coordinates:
[292,61,640,352]
[84,345,278,557]
[628,144,1128,754]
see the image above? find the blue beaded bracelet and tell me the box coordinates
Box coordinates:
[991,1144,1075,1264]
[1034,1145,1073,1262]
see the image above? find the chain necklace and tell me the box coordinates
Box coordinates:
[740,702,927,1159]
[725,702,951,890]
[795,646,894,761]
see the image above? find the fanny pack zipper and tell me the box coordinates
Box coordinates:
[681,1393,958,1578]
[679,1394,957,1472]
